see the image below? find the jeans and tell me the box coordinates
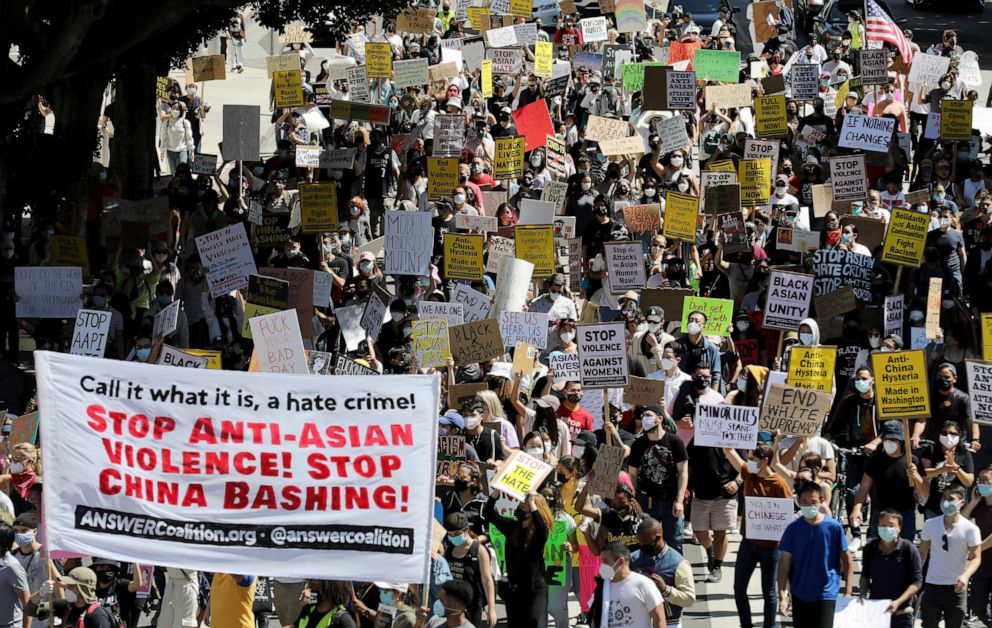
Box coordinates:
[921,583,967,628]
[734,540,780,628]
[970,573,992,625]
[229,38,244,68]
[541,568,569,628]
[638,496,685,555]
[166,149,188,175]
[890,610,915,628]
[790,597,836,628]
[845,454,867,535]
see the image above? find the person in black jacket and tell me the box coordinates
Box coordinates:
[484,492,551,627]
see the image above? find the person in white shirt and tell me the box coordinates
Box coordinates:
[527,273,578,322]
[598,542,666,628]
[839,224,872,256]
[771,175,798,206]
[919,484,983,628]
[159,101,195,175]
[647,344,692,418]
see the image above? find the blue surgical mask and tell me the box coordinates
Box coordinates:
[940,499,960,516]
[799,332,814,345]
[799,505,819,520]
[854,379,871,394]
[737,378,747,392]
[877,526,898,542]
[746,460,760,474]
[978,484,992,497]
[91,296,107,308]
[380,590,393,606]
[14,532,33,547]
[448,534,466,546]
[136,348,152,362]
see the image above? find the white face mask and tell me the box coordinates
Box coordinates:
[687,322,702,335]
[671,156,684,167]
[572,444,585,458]
[940,434,960,449]
[581,182,592,191]
[883,440,899,455]
[736,320,749,331]
[746,460,760,474]
[598,560,618,581]
[8,462,24,474]
[644,188,656,197]
[526,447,544,457]
[641,414,658,431]
[677,183,689,192]
[560,332,575,344]
[454,194,466,204]
[868,335,881,348]
[465,416,481,430]
[391,312,405,322]
[661,358,675,371]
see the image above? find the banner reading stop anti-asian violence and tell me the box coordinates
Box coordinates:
[36,351,440,583]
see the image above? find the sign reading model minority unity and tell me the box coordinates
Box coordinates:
[36,352,441,583]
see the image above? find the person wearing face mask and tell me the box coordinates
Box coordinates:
[594,543,665,628]
[11,513,45,620]
[1,443,38,515]
[175,255,211,346]
[627,307,674,377]
[921,364,978,452]
[158,100,194,175]
[460,400,505,463]
[920,420,974,521]
[925,208,967,295]
[628,517,695,628]
[646,345,692,419]
[627,405,689,554]
[90,559,142,628]
[59,567,114,628]
[849,420,927,541]
[918,484,982,628]
[557,381,594,442]
[441,511,495,628]
[837,224,871,256]
[962,465,992,626]
[721,442,792,628]
[770,175,798,206]
[674,312,721,389]
[858,510,922,627]
[527,274,577,324]
[420,580,477,628]
[776,482,853,627]
[146,280,188,348]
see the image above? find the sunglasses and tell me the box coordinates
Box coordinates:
[942,533,949,552]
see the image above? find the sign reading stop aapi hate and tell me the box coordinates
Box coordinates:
[70,309,113,358]
[577,322,628,388]
[871,349,931,419]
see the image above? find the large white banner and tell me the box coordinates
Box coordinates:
[36,352,440,583]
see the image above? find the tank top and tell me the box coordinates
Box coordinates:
[444,541,484,615]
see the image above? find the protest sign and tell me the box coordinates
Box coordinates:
[103,197,170,240]
[195,223,257,298]
[541,181,569,213]
[249,310,308,373]
[839,215,885,251]
[789,63,819,100]
[493,257,533,314]
[152,300,181,340]
[567,238,582,287]
[273,70,305,108]
[859,49,888,85]
[871,350,930,419]
[829,156,868,201]
[984,313,992,360]
[838,115,896,152]
[693,404,759,449]
[716,211,748,255]
[222,105,260,162]
[680,297,734,335]
[451,283,492,323]
[158,345,209,369]
[616,0,647,31]
[881,208,929,267]
[693,49,740,83]
[545,136,567,177]
[580,16,608,42]
[658,115,690,154]
[427,156,459,202]
[191,153,218,175]
[967,360,992,425]
[548,352,581,381]
[941,99,973,141]
[241,275,290,339]
[494,137,525,179]
[266,54,299,77]
[396,7,435,32]
[786,346,837,392]
[346,66,370,103]
[306,351,334,375]
[448,383,487,409]
[257,268,314,341]
[433,115,464,158]
[585,115,630,143]
[449,319,505,365]
[487,236,515,272]
[625,377,665,407]
[499,311,549,349]
[491,451,553,501]
[298,183,338,233]
[605,241,646,292]
[184,350,222,370]
[418,302,465,328]
[704,182,741,216]
[455,214,497,232]
[412,319,451,369]
[763,271,814,331]
[812,249,874,301]
[662,192,698,241]
[364,42,391,79]
[623,204,661,233]
[313,271,333,310]
[361,287,390,343]
[71,309,112,358]
[744,139,780,181]
[833,598,892,627]
[602,45,624,79]
[599,135,645,156]
[335,305,366,353]
[759,73,785,95]
[587,445,626,495]
[328,100,390,125]
[394,58,429,88]
[9,412,39,446]
[668,41,701,67]
[519,199,557,226]
[15,267,82,318]
[51,235,91,280]
[577,323,628,388]
[760,383,832,436]
[926,277,942,339]
[908,53,950,86]
[443,233,484,281]
[512,100,554,154]
[883,294,905,339]
[755,96,787,137]
[738,159,772,205]
[664,71,697,110]
[190,54,225,81]
[705,83,752,110]
[744,497,793,541]
[515,225,555,278]
[36,352,439,582]
[384,212,432,276]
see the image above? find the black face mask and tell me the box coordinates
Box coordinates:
[939,378,954,390]
[638,537,661,556]
[453,478,471,492]
[97,571,117,584]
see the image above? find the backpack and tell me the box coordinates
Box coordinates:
[78,603,125,628]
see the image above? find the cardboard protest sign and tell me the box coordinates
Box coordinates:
[658,115,690,155]
[829,155,868,201]
[191,55,226,81]
[548,352,581,381]
[152,300,181,340]
[511,342,540,376]
[418,302,465,328]
[604,241,646,293]
[625,377,665,407]
[577,323,628,388]
[384,212,432,276]
[396,7,436,32]
[662,192,698,241]
[258,267,315,341]
[491,451,554,501]
[881,208,930,267]
[249,309,308,373]
[158,345,209,369]
[759,74,785,95]
[494,137,525,179]
[451,283,492,323]
[744,496,794,541]
[493,257,533,314]
[512,100,554,153]
[266,54,299,77]
[36,351,440,581]
[9,412,39,446]
[705,83,752,110]
[738,159,772,205]
[941,99,973,141]
[838,115,896,152]
[449,383,487,410]
[585,115,631,143]
[871,350,930,419]
[967,360,992,425]
[838,215,885,251]
[242,274,290,339]
[70,309,112,358]
[926,277,942,339]
[599,135,646,157]
[755,96,788,138]
[786,346,836,392]
[623,204,661,233]
[499,311,549,349]
[813,287,856,322]
[191,153,218,176]
[443,233,485,281]
[515,225,555,278]
[587,445,626,495]
[195,223,257,298]
[15,267,82,318]
[680,296,734,336]
[812,249,874,302]
[760,383,831,436]
[449,319,505,365]
[693,404,759,449]
[51,235,91,280]
[763,271,814,331]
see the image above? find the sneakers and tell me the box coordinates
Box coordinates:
[849,536,863,553]
[706,566,723,583]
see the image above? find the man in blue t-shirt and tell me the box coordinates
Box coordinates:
[777,482,853,627]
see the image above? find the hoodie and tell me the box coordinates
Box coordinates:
[781,318,821,373]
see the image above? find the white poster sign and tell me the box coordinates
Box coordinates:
[548,352,581,381]
[833,598,892,627]
[158,345,209,369]
[195,223,257,298]
[577,322,629,388]
[70,309,112,358]
[763,271,813,331]
[451,284,492,323]
[884,294,904,338]
[498,311,549,349]
[153,300,181,340]
[967,360,992,426]
[15,267,83,319]
[492,257,533,315]
[744,496,794,541]
[248,309,308,373]
[418,302,465,328]
[838,114,896,153]
[384,211,433,276]
[693,403,758,449]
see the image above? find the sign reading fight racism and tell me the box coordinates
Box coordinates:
[36,352,441,583]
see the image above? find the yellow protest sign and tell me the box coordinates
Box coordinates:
[365,42,393,79]
[298,182,339,233]
[535,41,553,77]
[273,70,305,108]
[467,7,491,31]
[662,192,698,241]
[184,349,222,369]
[755,95,787,138]
[515,225,555,278]
[494,137,525,179]
[412,318,451,368]
[834,80,850,110]
[707,159,737,172]
[871,349,931,419]
[984,313,992,361]
[481,60,493,97]
[941,99,973,141]
[739,159,771,205]
[428,157,459,201]
[786,346,837,393]
[881,208,930,267]
[443,233,485,281]
[490,450,553,501]
[51,235,91,280]
[510,0,532,17]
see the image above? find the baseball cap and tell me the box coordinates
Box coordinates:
[444,511,470,532]
[439,411,465,429]
[534,395,561,412]
[646,306,664,323]
[60,567,98,603]
[881,420,905,440]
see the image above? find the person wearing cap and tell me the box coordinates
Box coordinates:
[90,558,142,628]
[921,363,978,451]
[919,419,974,521]
[442,511,495,628]
[849,420,927,542]
[0,523,29,628]
[627,306,674,378]
[59,567,112,628]
[489,107,516,139]
[461,399,505,463]
[674,311,722,389]
[771,175,798,206]
[627,405,689,554]
[528,274,577,324]
[11,513,45,613]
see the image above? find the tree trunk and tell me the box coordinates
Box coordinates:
[114,56,158,200]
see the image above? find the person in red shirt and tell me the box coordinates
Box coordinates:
[557,381,594,439]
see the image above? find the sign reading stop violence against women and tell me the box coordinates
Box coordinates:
[829,155,868,202]
[577,323,628,388]
[762,271,813,331]
[35,351,440,583]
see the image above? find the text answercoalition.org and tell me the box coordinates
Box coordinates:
[74,505,415,554]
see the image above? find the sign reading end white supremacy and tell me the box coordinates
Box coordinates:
[36,352,440,583]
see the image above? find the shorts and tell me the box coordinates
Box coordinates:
[690,497,736,532]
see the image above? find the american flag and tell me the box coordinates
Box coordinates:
[865,0,913,64]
